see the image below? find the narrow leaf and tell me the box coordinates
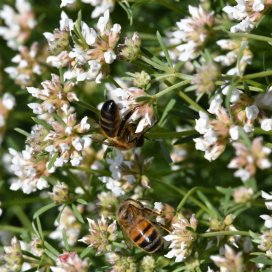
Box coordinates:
[32,117,53,131]
[156,31,173,67]
[14,128,30,137]
[62,229,70,251]
[71,203,85,223]
[33,203,56,219]
[158,98,176,127]
[44,241,59,256]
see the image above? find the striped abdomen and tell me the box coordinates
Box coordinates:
[129,218,163,253]
[100,100,120,137]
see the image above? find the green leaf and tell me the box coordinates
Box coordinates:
[62,229,70,251]
[44,241,59,257]
[80,247,93,259]
[159,140,172,163]
[24,268,39,272]
[118,1,133,25]
[71,203,85,224]
[77,198,88,205]
[135,95,152,102]
[36,217,44,240]
[33,203,56,219]
[32,117,53,131]
[73,100,100,115]
[158,98,176,127]
[44,248,57,261]
[52,113,66,127]
[47,153,58,170]
[14,128,30,137]
[156,31,173,68]
[251,255,272,265]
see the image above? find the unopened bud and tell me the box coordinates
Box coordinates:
[49,182,69,204]
[3,237,23,272]
[118,32,141,61]
[133,71,151,89]
[224,214,235,226]
[44,29,70,55]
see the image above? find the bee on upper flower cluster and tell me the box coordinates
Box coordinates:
[99,98,155,149]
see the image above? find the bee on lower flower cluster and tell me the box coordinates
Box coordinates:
[117,199,172,253]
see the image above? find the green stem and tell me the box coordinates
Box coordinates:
[155,180,212,215]
[0,225,28,233]
[254,128,272,135]
[154,80,190,98]
[198,230,249,238]
[146,129,197,139]
[179,91,207,113]
[177,187,202,212]
[154,73,193,81]
[228,32,272,43]
[12,206,32,231]
[244,70,272,79]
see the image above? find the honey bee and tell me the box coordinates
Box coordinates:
[99,100,146,149]
[117,199,167,253]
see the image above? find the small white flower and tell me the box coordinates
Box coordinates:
[208,94,223,114]
[245,104,259,120]
[261,118,272,131]
[260,214,272,228]
[262,191,272,210]
[229,126,240,140]
[60,0,75,7]
[2,93,16,110]
[104,50,116,64]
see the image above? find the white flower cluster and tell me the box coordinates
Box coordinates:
[0,0,36,49]
[258,192,272,258]
[61,0,115,18]
[9,145,49,194]
[50,206,82,246]
[168,5,214,62]
[0,93,16,144]
[224,0,266,32]
[5,43,43,87]
[44,10,121,83]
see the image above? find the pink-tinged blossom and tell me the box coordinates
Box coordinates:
[0,0,36,49]
[194,103,236,161]
[233,186,254,203]
[9,145,49,194]
[51,252,88,272]
[215,39,252,76]
[0,237,23,272]
[211,245,244,271]
[27,74,78,115]
[223,0,271,33]
[164,213,197,262]
[79,215,117,254]
[228,137,271,181]
[168,5,214,61]
[50,206,82,246]
[82,0,115,18]
[5,43,44,87]
[64,10,121,83]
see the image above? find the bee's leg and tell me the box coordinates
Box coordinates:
[154,222,171,234]
[117,109,135,137]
